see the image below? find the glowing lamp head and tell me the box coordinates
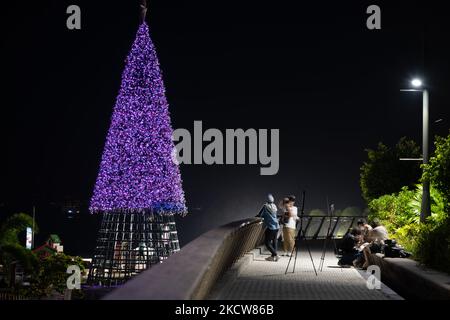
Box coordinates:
[411,79,422,88]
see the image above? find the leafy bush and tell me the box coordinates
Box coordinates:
[419,132,450,273]
[364,133,450,274]
[20,253,85,299]
[423,132,450,210]
[414,219,450,274]
[369,187,417,231]
[0,213,39,285]
[368,185,449,272]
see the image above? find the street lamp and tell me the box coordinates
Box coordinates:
[411,78,423,87]
[400,78,431,222]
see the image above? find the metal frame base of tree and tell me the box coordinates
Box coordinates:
[88,212,180,286]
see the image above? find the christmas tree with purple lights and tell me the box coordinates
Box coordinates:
[90,22,187,216]
[88,19,186,285]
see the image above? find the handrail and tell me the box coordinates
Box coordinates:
[104,218,264,300]
[301,215,366,239]
[103,215,365,299]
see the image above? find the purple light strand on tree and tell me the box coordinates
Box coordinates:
[89,22,187,215]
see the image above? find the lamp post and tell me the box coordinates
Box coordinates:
[400,78,431,222]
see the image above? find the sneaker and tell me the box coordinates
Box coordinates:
[274,255,281,262]
[265,256,275,261]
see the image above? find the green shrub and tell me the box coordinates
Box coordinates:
[423,132,450,211]
[368,185,449,273]
[414,218,450,274]
[364,133,450,274]
[369,187,417,231]
[20,253,85,299]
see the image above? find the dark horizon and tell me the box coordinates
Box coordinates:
[2,0,450,256]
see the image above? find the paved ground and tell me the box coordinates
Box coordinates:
[210,243,402,300]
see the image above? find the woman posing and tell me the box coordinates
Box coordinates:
[282,196,299,257]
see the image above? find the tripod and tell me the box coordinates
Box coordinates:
[285,191,318,276]
[318,199,338,272]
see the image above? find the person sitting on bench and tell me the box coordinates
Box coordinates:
[338,227,362,266]
[355,218,389,269]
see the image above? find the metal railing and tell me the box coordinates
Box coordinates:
[103,215,365,300]
[0,291,26,300]
[104,218,265,300]
[298,215,367,239]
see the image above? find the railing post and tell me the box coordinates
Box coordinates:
[303,216,312,239]
[330,216,340,239]
[314,217,326,240]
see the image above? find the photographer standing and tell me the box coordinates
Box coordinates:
[259,194,280,262]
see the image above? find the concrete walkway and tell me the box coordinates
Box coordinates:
[209,244,402,300]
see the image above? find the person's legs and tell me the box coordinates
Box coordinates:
[339,252,358,266]
[287,227,296,253]
[270,229,278,256]
[265,228,277,257]
[362,246,371,269]
[278,226,284,242]
[282,227,289,253]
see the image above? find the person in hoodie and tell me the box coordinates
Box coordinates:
[258,194,280,262]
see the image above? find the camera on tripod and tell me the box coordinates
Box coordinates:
[285,191,318,276]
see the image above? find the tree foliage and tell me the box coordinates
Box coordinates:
[368,185,449,273]
[369,186,446,232]
[414,219,450,274]
[360,137,421,202]
[423,132,450,209]
[363,133,450,274]
[0,213,38,245]
[419,132,450,273]
[24,253,85,298]
[0,213,39,281]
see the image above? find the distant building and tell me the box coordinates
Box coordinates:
[61,199,82,219]
[33,234,64,259]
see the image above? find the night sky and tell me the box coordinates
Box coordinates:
[1,0,449,256]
